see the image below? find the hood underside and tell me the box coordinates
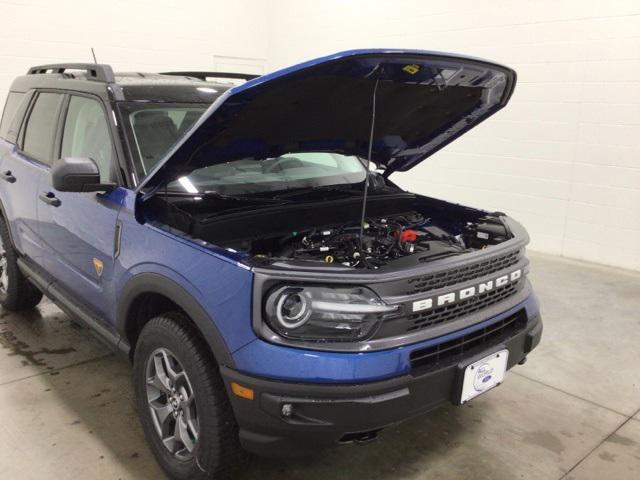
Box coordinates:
[137,49,516,193]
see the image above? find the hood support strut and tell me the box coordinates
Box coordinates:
[358,68,381,259]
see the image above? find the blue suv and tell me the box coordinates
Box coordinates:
[0,50,542,479]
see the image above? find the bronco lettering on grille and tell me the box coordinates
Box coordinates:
[412,269,522,313]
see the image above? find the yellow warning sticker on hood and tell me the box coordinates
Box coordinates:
[402,64,421,75]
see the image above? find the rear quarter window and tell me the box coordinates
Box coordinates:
[0,92,25,140]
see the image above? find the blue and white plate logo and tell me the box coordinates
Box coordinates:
[473,363,495,391]
[460,349,508,404]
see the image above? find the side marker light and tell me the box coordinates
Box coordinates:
[231,382,254,400]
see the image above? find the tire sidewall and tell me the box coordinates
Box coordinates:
[133,316,228,480]
[0,217,42,311]
[0,218,21,306]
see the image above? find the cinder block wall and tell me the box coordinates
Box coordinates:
[1,0,638,271]
[267,0,640,271]
[0,0,270,101]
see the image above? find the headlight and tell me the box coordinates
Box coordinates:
[276,291,311,329]
[264,285,399,342]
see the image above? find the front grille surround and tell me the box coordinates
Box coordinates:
[372,247,528,340]
[406,280,523,333]
[408,248,522,295]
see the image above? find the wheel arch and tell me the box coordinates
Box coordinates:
[117,272,234,368]
[0,195,16,248]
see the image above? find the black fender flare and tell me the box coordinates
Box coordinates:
[117,272,234,368]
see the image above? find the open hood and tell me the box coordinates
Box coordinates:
[137,49,516,193]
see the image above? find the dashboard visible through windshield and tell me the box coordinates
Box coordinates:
[120,103,367,195]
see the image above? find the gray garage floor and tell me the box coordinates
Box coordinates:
[1,252,639,479]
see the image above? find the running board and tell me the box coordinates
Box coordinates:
[17,258,130,356]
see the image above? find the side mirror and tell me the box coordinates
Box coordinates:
[51,157,115,192]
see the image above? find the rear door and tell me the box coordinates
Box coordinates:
[0,91,63,266]
[37,93,122,320]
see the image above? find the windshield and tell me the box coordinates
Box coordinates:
[121,103,367,195]
[172,152,366,195]
[120,103,208,174]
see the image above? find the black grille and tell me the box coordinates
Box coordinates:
[409,310,526,371]
[409,248,522,295]
[406,281,522,333]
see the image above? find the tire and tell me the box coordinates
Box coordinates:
[0,217,43,311]
[133,312,246,480]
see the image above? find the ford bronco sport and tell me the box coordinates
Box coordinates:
[0,50,542,479]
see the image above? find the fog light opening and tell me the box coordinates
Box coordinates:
[281,403,293,418]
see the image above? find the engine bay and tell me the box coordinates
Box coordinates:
[275,212,432,268]
[268,212,441,267]
[143,192,513,270]
[257,211,511,268]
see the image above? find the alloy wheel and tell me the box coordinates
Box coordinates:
[146,347,199,460]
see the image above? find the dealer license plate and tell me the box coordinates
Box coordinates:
[459,349,509,404]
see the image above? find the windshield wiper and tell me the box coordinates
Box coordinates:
[203,191,290,204]
[272,184,364,200]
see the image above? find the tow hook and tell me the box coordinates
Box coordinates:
[354,431,379,445]
[340,429,382,445]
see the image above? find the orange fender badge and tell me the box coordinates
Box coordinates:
[93,258,104,277]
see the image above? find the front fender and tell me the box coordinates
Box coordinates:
[117,272,235,368]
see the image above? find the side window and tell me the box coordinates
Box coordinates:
[22,92,63,163]
[61,96,116,183]
[0,92,25,140]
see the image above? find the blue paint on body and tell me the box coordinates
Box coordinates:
[0,50,534,388]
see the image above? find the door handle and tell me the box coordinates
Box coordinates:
[0,171,16,183]
[39,192,61,207]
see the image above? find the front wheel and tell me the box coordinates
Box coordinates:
[133,313,245,480]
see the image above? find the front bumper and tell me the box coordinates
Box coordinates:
[222,313,542,457]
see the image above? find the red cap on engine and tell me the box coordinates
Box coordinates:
[395,229,417,242]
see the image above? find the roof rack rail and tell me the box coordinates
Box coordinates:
[160,71,259,81]
[27,63,115,83]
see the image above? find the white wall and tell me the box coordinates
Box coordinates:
[1,0,638,270]
[0,0,271,101]
[267,0,640,271]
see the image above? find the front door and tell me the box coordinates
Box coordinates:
[37,93,123,320]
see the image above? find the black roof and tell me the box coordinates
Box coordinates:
[9,63,250,103]
[113,73,232,103]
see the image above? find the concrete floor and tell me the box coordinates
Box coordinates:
[1,252,639,479]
